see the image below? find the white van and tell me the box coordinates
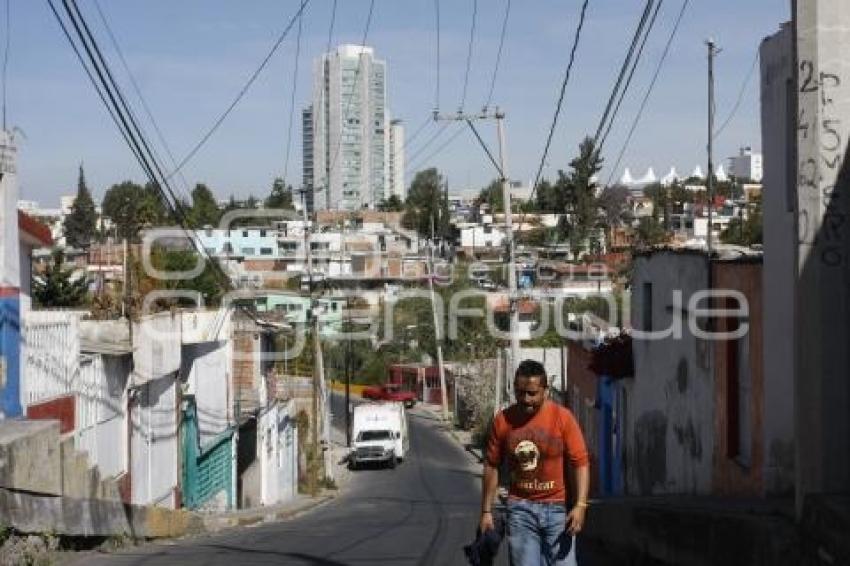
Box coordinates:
[350,402,409,470]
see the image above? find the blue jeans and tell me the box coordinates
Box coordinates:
[506,499,577,566]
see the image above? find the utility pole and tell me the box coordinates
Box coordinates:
[428,214,450,421]
[433,109,520,408]
[706,39,719,256]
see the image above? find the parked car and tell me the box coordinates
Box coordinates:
[361,383,417,408]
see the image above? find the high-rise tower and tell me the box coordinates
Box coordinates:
[311,45,389,210]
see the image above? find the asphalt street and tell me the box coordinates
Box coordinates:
[79,395,505,565]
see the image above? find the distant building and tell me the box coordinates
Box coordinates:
[311,45,391,211]
[302,106,315,213]
[388,119,405,202]
[727,147,764,182]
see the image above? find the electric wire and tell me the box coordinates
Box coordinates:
[91,0,192,196]
[459,0,478,112]
[407,123,465,175]
[605,0,690,187]
[2,0,9,130]
[597,0,664,151]
[402,114,436,153]
[406,122,450,169]
[48,0,237,297]
[526,0,591,210]
[434,0,440,111]
[165,0,311,183]
[484,0,511,112]
[44,0,144,173]
[593,0,654,144]
[466,119,503,178]
[325,0,337,56]
[714,50,759,139]
[283,6,305,187]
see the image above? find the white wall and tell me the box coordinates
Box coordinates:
[759,23,796,495]
[182,341,231,446]
[258,403,279,506]
[627,251,714,495]
[77,354,131,479]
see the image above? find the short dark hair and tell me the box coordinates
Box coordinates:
[515,359,548,387]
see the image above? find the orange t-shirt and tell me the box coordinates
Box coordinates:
[486,400,589,503]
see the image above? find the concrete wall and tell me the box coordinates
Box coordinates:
[795,0,850,506]
[627,251,714,495]
[182,341,231,446]
[259,403,279,506]
[759,21,797,497]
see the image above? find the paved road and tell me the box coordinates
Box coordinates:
[83,397,504,565]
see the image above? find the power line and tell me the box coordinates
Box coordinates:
[283,6,305,187]
[406,122,450,168]
[466,119,503,178]
[528,0,591,201]
[2,0,9,130]
[597,0,664,151]
[593,0,655,144]
[459,0,478,112]
[606,0,690,187]
[165,0,311,183]
[407,123,465,175]
[91,0,192,195]
[434,0,440,111]
[325,0,337,56]
[484,0,511,112]
[402,114,435,153]
[715,50,759,139]
[48,0,236,296]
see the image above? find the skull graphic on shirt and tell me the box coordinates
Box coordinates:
[514,440,540,472]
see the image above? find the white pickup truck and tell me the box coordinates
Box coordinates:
[349,402,409,470]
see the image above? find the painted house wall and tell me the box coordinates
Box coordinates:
[131,313,182,508]
[182,341,231,446]
[76,353,131,479]
[712,260,767,496]
[759,22,797,496]
[627,251,714,495]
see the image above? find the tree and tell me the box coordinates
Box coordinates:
[402,168,448,237]
[635,216,668,248]
[569,136,604,236]
[596,184,630,230]
[190,183,221,227]
[63,165,98,249]
[137,247,225,307]
[265,178,294,210]
[33,249,89,307]
[102,181,171,241]
[475,179,504,213]
[721,197,763,246]
[377,194,404,212]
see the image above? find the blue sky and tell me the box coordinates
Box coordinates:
[9,0,789,204]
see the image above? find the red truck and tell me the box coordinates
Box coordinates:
[361,383,417,408]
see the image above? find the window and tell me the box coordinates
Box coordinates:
[642,282,653,331]
[242,230,249,237]
[260,247,273,256]
[242,247,255,256]
[260,229,267,237]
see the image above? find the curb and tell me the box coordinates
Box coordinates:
[200,492,338,534]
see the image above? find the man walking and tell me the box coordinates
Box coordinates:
[480,360,590,565]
